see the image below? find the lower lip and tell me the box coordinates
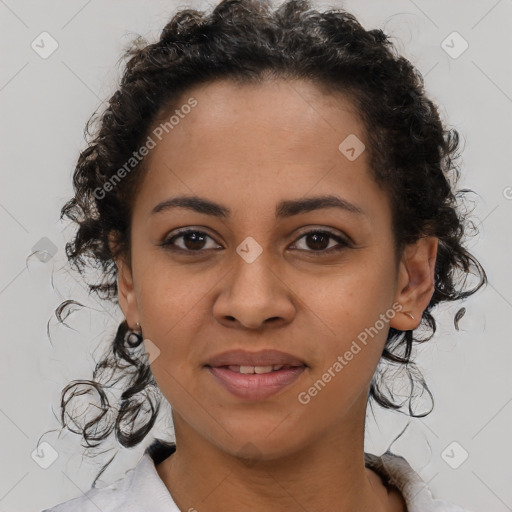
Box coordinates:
[206,366,306,401]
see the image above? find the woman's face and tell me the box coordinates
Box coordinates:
[115,78,434,460]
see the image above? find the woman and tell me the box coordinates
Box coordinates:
[43,0,486,510]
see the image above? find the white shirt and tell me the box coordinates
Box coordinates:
[43,442,473,512]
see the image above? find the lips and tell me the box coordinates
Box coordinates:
[207,365,307,401]
[204,349,308,400]
[204,348,307,369]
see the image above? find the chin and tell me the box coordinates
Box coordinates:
[212,428,306,463]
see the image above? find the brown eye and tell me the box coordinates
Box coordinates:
[162,229,221,253]
[304,232,331,251]
[291,230,350,255]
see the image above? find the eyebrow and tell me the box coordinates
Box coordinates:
[150,194,364,218]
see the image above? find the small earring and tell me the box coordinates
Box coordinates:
[125,325,143,348]
[404,312,415,320]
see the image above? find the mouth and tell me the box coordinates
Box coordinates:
[206,365,307,401]
[204,348,308,369]
[204,349,308,400]
[211,364,303,374]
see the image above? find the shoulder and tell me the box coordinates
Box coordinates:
[42,440,179,512]
[364,450,474,512]
[41,465,137,512]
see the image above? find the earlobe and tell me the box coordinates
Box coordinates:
[390,236,438,330]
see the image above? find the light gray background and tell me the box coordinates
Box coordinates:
[1,1,511,511]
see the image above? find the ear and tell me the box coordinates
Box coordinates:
[390,236,438,331]
[108,231,139,330]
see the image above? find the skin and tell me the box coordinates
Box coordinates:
[112,78,438,512]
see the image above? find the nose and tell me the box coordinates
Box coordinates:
[213,251,296,330]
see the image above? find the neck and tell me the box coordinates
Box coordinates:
[155,414,402,512]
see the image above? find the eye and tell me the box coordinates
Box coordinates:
[161,228,351,256]
[161,229,221,254]
[290,229,351,255]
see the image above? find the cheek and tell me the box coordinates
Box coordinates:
[304,253,397,335]
[298,255,397,388]
[133,260,214,391]
[134,253,210,330]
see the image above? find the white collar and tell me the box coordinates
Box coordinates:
[110,446,469,512]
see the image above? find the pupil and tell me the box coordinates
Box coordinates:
[307,233,329,250]
[184,232,205,250]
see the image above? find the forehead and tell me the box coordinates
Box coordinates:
[133,78,389,227]
[165,78,365,154]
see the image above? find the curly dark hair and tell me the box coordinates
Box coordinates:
[50,0,486,483]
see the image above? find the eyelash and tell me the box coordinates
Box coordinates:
[160,228,351,256]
